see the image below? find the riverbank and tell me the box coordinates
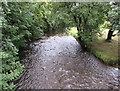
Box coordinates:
[67,28,119,68]
[89,29,119,68]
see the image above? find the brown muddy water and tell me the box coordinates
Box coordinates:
[15,35,119,89]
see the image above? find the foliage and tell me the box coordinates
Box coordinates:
[1,2,43,89]
[3,2,43,45]
[65,27,78,37]
[35,2,110,42]
[69,2,110,42]
[33,2,72,34]
[100,21,111,29]
[107,2,120,31]
[105,2,120,41]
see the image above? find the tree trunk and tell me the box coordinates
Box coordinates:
[106,29,114,41]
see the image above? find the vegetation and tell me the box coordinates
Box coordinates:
[1,2,43,89]
[1,2,119,89]
[106,2,120,41]
[65,27,78,37]
[68,3,109,42]
[90,29,119,67]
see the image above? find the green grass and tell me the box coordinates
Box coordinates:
[89,29,119,67]
[65,27,78,38]
[65,27,119,67]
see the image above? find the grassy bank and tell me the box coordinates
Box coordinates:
[68,28,119,68]
[89,29,119,67]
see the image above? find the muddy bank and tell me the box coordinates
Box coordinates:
[15,35,119,89]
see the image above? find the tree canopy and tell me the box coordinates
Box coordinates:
[106,2,120,41]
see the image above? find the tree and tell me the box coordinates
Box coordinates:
[33,2,72,35]
[64,2,109,49]
[106,2,120,41]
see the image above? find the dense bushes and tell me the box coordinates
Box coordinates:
[1,2,43,89]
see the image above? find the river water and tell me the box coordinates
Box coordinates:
[15,35,119,89]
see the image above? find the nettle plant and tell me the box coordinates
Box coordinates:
[1,2,43,89]
[1,3,24,89]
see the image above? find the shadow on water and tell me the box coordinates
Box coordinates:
[15,35,119,89]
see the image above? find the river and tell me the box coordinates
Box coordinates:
[15,35,119,89]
